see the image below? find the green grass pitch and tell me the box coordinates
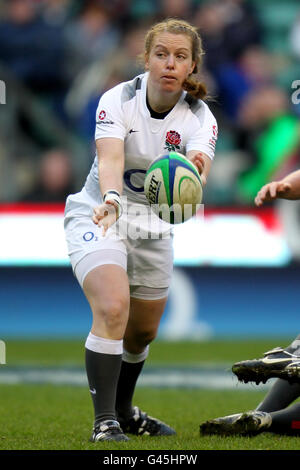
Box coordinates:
[0,338,299,451]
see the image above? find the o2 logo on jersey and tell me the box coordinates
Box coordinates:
[98,110,106,120]
[83,231,96,242]
[83,231,100,242]
[124,169,146,192]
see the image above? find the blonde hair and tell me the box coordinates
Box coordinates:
[143,18,207,100]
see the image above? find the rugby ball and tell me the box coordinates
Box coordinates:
[144,152,202,224]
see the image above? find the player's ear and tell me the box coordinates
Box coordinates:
[189,61,196,75]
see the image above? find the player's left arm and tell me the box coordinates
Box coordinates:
[186,150,212,186]
[186,105,217,186]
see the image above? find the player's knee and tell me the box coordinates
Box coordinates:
[96,297,129,330]
[131,328,157,349]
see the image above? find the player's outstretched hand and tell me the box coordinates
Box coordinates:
[189,153,206,185]
[92,202,119,235]
[255,181,292,207]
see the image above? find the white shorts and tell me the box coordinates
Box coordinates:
[64,201,174,298]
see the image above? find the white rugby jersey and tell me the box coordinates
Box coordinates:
[83,72,217,206]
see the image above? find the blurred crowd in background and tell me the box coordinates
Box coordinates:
[0,0,300,206]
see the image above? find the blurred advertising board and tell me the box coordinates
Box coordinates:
[0,203,292,267]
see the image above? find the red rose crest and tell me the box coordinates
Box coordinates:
[98,110,106,120]
[165,130,181,151]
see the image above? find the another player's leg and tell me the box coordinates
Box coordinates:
[268,402,300,435]
[232,335,300,385]
[115,292,176,436]
[82,263,130,442]
[256,379,300,413]
[200,336,300,436]
[233,335,300,419]
[200,403,300,436]
[200,411,272,436]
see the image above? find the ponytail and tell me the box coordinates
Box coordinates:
[182,77,207,100]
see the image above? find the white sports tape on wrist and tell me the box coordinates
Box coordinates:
[103,190,123,218]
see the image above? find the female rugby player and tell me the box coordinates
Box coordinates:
[64,18,217,442]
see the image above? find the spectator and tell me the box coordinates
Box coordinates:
[214,45,274,121]
[65,22,148,140]
[194,0,262,120]
[63,1,120,79]
[194,1,229,73]
[40,0,74,27]
[156,0,193,22]
[290,11,300,59]
[220,0,262,61]
[0,0,66,95]
[236,86,300,202]
[22,149,76,202]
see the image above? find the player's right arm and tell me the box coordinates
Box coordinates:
[92,84,127,234]
[255,169,300,206]
[93,137,125,235]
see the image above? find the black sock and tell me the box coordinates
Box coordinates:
[85,348,122,426]
[115,359,146,420]
[256,379,300,413]
[269,402,300,435]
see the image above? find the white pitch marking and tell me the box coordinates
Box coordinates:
[0,367,272,390]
